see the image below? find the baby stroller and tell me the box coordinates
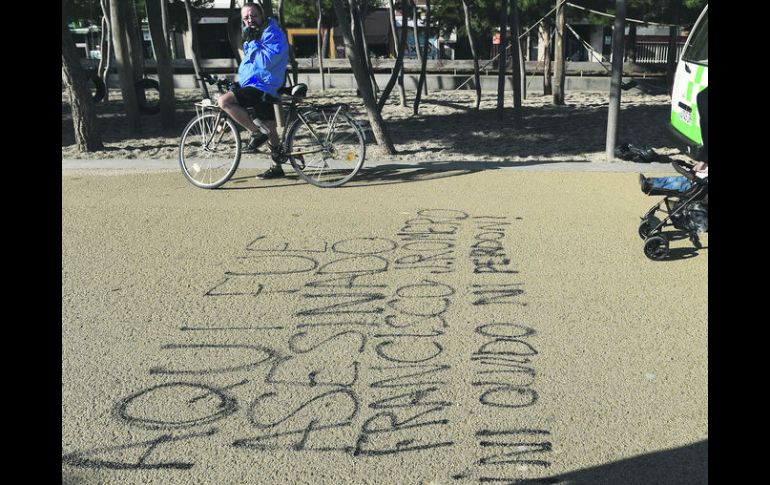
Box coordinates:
[638,159,708,261]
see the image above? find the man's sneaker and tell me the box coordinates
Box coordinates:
[243,132,269,153]
[256,164,285,180]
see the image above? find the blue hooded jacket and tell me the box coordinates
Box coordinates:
[238,17,289,98]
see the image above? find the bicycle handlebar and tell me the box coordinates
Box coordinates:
[197,74,234,93]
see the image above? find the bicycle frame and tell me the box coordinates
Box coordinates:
[193,102,231,151]
[194,96,349,159]
[280,99,352,159]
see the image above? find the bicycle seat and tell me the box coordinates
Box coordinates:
[278,84,308,98]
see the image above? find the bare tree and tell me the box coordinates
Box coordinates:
[98,0,111,102]
[496,0,508,120]
[411,2,427,95]
[182,0,209,99]
[553,0,565,105]
[63,0,103,151]
[277,0,299,85]
[605,0,626,161]
[626,23,637,62]
[124,1,146,105]
[146,0,176,129]
[109,0,141,133]
[387,0,406,106]
[541,20,552,95]
[318,0,326,91]
[461,0,481,109]
[509,0,522,126]
[413,0,431,115]
[355,1,379,97]
[378,0,409,111]
[332,0,395,155]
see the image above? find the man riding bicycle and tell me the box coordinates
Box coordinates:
[217,2,289,179]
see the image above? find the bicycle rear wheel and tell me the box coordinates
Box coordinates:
[179,113,241,189]
[286,109,366,188]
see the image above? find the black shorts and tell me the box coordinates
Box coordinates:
[232,86,277,121]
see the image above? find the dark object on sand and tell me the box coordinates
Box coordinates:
[615,143,663,163]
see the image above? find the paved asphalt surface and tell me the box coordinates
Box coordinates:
[62,160,707,485]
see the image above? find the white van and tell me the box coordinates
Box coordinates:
[670,4,708,160]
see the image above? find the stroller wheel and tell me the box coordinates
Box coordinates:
[644,235,669,261]
[638,216,661,240]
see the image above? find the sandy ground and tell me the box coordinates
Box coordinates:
[62,87,686,164]
[62,168,707,484]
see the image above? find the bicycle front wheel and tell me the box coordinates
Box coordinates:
[286,109,366,188]
[179,113,241,189]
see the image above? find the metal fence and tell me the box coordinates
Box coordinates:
[634,42,685,64]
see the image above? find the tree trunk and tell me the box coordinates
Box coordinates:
[496,0,508,120]
[387,0,406,106]
[518,36,526,100]
[553,0,565,105]
[182,0,209,99]
[378,0,409,111]
[124,1,146,105]
[63,0,103,151]
[605,0,626,161]
[411,3,428,96]
[98,0,111,102]
[413,0,431,115]
[227,0,242,63]
[162,0,176,59]
[278,0,299,85]
[146,0,175,129]
[509,0,522,126]
[626,22,637,62]
[412,4,422,66]
[542,22,552,95]
[332,0,395,155]
[461,0,481,110]
[355,1,379,97]
[109,0,141,133]
[322,28,330,88]
[318,0,325,91]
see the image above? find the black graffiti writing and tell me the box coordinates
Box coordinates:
[476,429,552,467]
[297,292,387,316]
[247,389,359,429]
[369,386,452,409]
[204,276,263,297]
[375,339,444,364]
[233,389,359,452]
[288,330,367,354]
[472,322,539,409]
[331,237,398,255]
[369,364,451,389]
[472,284,526,306]
[267,355,360,388]
[113,382,238,430]
[62,429,217,470]
[232,421,356,453]
[246,236,328,253]
[355,405,454,456]
[148,344,276,375]
[229,255,319,275]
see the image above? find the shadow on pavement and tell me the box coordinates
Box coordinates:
[520,440,708,485]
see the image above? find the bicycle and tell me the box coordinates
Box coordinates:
[179,74,367,189]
